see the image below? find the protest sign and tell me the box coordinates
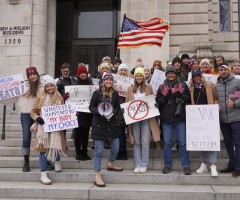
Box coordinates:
[112,74,134,97]
[186,104,220,151]
[0,74,26,100]
[121,95,160,125]
[150,69,166,96]
[65,85,98,112]
[41,104,78,132]
[187,72,218,85]
[92,78,100,86]
[234,75,240,79]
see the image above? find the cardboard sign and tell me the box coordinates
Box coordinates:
[41,104,78,132]
[65,85,99,113]
[121,95,160,125]
[112,74,134,97]
[0,74,26,100]
[150,69,166,96]
[186,105,220,151]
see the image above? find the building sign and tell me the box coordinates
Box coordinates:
[0,26,31,36]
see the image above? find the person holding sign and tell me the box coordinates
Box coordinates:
[215,64,240,177]
[126,67,160,174]
[89,73,122,187]
[31,75,67,185]
[73,66,93,161]
[156,66,191,175]
[189,68,219,176]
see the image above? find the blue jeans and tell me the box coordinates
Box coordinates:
[220,122,240,170]
[94,138,119,172]
[162,121,190,168]
[39,152,60,171]
[132,119,151,167]
[199,151,217,163]
[20,113,34,155]
[117,126,126,150]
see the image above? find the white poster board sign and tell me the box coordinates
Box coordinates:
[187,72,218,85]
[92,78,100,86]
[65,85,99,113]
[112,74,134,97]
[150,69,166,96]
[0,74,26,100]
[121,95,160,125]
[234,75,240,79]
[41,104,78,132]
[186,104,220,151]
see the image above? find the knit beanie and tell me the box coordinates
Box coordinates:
[135,58,144,68]
[42,75,56,87]
[102,72,114,81]
[100,63,111,70]
[102,56,111,62]
[200,58,210,67]
[181,54,190,60]
[118,63,129,72]
[26,66,39,78]
[218,63,229,71]
[113,58,122,65]
[134,67,145,78]
[172,57,181,65]
[77,66,88,76]
[165,66,177,76]
[153,60,162,67]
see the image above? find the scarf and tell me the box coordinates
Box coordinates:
[36,94,67,161]
[194,81,204,90]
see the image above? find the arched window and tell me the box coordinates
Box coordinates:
[219,0,229,32]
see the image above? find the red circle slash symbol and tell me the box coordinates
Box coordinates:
[128,100,149,120]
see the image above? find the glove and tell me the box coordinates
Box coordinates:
[105,113,113,120]
[36,117,45,125]
[62,92,70,101]
[121,108,125,113]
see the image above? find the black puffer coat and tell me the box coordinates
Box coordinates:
[89,89,120,140]
[115,96,126,126]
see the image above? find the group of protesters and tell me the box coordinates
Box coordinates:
[1,54,240,187]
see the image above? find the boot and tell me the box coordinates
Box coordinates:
[94,171,105,187]
[121,150,128,160]
[22,155,30,172]
[82,151,91,160]
[116,151,122,160]
[47,161,54,170]
[75,150,87,161]
[40,171,52,185]
[196,163,208,174]
[107,161,123,171]
[55,161,62,173]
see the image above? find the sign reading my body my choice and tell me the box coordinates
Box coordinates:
[41,104,78,132]
[0,74,26,100]
[186,104,220,151]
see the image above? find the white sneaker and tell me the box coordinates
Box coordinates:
[133,166,141,174]
[40,171,52,185]
[139,166,147,174]
[210,165,218,177]
[196,163,208,174]
[55,161,62,173]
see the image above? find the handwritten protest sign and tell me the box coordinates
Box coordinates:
[186,104,220,151]
[92,78,100,86]
[150,69,166,96]
[234,75,240,79]
[187,72,218,85]
[65,85,98,112]
[0,74,26,100]
[121,95,160,125]
[41,104,78,132]
[112,74,134,97]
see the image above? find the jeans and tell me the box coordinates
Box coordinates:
[132,119,151,167]
[20,113,34,155]
[117,126,126,150]
[220,122,240,170]
[94,138,119,172]
[162,121,190,168]
[39,152,60,171]
[199,151,217,163]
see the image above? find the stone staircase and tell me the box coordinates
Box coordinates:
[0,104,240,200]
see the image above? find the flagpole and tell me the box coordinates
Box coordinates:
[115,12,126,58]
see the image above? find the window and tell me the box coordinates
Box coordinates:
[219,0,229,32]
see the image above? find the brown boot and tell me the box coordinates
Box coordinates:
[107,161,123,171]
[94,171,105,187]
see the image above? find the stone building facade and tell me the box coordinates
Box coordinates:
[0,0,239,79]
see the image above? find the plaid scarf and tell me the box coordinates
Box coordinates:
[194,80,203,90]
[36,94,67,161]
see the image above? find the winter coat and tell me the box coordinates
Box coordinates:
[215,73,240,123]
[89,89,120,140]
[115,96,126,126]
[30,96,66,152]
[156,79,190,124]
[126,84,160,144]
[56,76,77,95]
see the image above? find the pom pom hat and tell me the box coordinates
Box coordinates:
[42,75,56,87]
[135,58,144,68]
[102,72,114,81]
[77,66,88,76]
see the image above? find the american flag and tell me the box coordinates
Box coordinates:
[171,83,184,93]
[229,91,240,98]
[117,15,170,49]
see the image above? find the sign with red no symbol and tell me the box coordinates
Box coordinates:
[120,95,160,125]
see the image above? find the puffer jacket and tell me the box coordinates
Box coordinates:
[215,73,240,123]
[115,96,126,126]
[89,89,120,140]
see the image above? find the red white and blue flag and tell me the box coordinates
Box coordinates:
[117,15,170,49]
[229,91,240,98]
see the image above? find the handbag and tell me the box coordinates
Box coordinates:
[30,122,38,133]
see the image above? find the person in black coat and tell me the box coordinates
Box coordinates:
[89,73,123,187]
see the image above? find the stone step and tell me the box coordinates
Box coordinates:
[0,181,239,200]
[0,157,230,171]
[0,168,239,186]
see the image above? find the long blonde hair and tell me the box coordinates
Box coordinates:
[101,83,115,102]
[132,77,147,93]
[189,75,207,89]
